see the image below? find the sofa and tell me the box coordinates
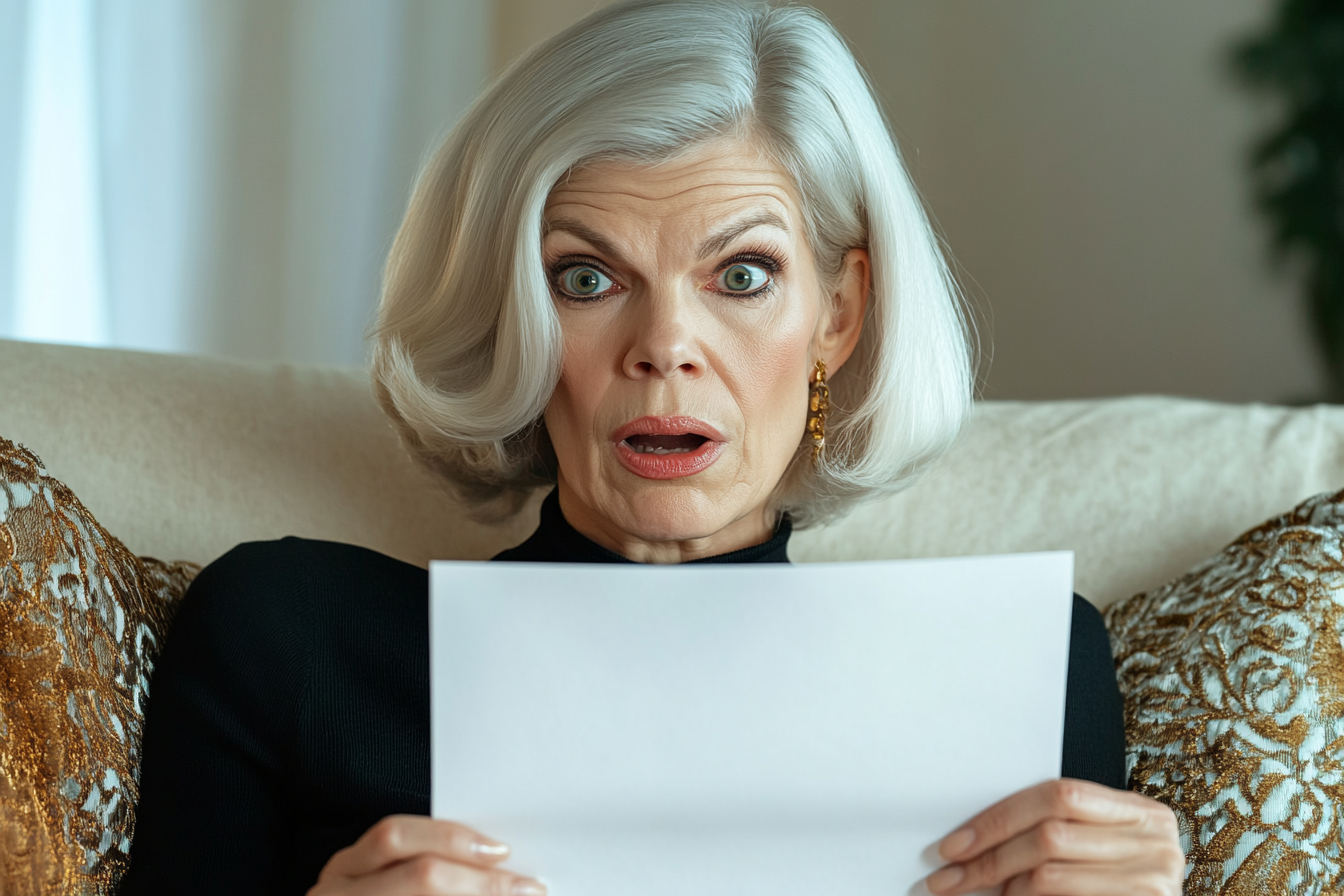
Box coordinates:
[5,338,1341,606]
[4,335,1344,893]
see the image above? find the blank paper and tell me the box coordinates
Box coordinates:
[430,553,1073,896]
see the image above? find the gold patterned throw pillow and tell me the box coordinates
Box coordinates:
[0,437,198,895]
[1106,488,1344,894]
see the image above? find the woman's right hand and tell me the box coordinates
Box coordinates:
[308,815,547,896]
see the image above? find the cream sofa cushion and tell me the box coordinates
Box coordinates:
[2,337,1341,608]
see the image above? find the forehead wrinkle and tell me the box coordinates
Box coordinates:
[546,189,795,230]
[551,178,794,206]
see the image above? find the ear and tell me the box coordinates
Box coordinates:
[816,248,869,373]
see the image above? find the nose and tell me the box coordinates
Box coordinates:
[621,287,706,380]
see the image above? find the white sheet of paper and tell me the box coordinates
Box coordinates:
[430,553,1074,896]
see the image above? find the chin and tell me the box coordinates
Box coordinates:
[615,482,740,543]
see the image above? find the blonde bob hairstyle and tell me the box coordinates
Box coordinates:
[372,0,973,529]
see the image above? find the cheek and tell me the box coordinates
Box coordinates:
[726,304,815,444]
[544,314,611,449]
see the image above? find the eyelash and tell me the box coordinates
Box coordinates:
[547,245,787,303]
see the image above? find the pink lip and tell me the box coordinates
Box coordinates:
[611,415,726,480]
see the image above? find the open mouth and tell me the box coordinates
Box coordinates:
[611,416,726,479]
[622,433,711,455]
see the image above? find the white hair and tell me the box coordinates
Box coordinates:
[371,0,973,528]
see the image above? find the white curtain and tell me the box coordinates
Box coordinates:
[0,0,490,366]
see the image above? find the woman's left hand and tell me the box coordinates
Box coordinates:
[925,778,1184,895]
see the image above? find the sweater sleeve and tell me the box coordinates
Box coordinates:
[121,539,315,896]
[1061,594,1127,789]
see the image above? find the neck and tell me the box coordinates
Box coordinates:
[554,474,777,564]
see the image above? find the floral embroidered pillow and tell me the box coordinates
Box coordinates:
[0,437,198,896]
[1106,488,1344,894]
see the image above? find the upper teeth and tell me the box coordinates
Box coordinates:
[632,444,692,454]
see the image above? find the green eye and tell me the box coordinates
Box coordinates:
[558,265,613,298]
[718,263,770,293]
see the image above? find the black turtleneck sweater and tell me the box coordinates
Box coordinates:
[123,490,1125,895]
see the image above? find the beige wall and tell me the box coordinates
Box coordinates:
[491,0,1323,403]
[492,0,605,75]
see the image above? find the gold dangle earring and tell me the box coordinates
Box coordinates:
[807,359,829,465]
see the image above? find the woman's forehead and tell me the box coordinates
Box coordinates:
[543,139,804,244]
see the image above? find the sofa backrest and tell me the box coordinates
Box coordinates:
[3,337,1340,607]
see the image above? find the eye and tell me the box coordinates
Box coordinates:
[556,265,615,299]
[716,262,771,294]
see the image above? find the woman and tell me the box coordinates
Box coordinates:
[124,1,1185,894]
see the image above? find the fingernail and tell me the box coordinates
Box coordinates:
[471,835,510,860]
[513,878,547,896]
[939,826,975,859]
[926,864,965,894]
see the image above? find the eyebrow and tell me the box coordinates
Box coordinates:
[695,210,790,260]
[542,217,630,266]
[542,210,791,266]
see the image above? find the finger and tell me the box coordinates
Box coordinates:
[324,816,511,879]
[926,818,1171,895]
[342,855,546,896]
[1001,862,1181,896]
[938,779,1157,862]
